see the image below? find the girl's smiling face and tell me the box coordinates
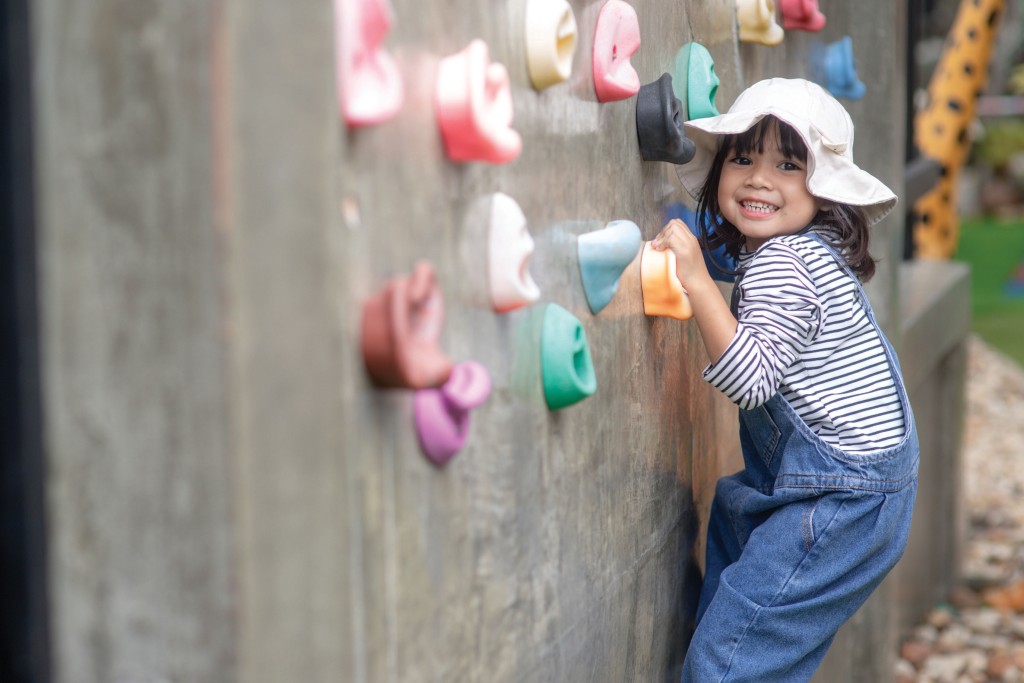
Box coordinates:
[716,119,829,251]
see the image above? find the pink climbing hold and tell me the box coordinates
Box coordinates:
[334,0,405,126]
[435,40,522,164]
[779,0,826,31]
[592,0,641,102]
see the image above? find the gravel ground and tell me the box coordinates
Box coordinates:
[895,336,1024,682]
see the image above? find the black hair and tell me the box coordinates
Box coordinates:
[695,115,876,282]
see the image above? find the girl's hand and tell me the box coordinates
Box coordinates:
[650,219,711,292]
[651,219,737,363]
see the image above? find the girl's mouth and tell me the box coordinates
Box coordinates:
[740,200,779,216]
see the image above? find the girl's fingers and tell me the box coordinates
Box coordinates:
[652,220,680,247]
[656,221,690,244]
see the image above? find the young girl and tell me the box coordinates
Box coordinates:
[652,78,919,682]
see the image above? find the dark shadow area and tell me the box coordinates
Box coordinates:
[1,0,51,680]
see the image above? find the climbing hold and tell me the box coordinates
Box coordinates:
[636,73,696,164]
[541,304,597,410]
[435,40,522,164]
[488,193,541,313]
[640,242,693,320]
[361,261,454,389]
[823,36,865,100]
[333,0,404,126]
[592,0,641,102]
[413,360,492,466]
[779,0,826,31]
[672,42,720,120]
[525,0,578,90]
[736,0,784,46]
[578,220,642,315]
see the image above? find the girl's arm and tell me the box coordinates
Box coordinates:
[651,219,737,363]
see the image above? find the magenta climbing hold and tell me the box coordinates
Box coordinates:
[333,0,404,126]
[413,360,492,466]
[488,193,541,313]
[736,0,784,46]
[525,0,578,90]
[360,261,453,389]
[779,0,826,31]
[592,0,641,102]
[435,40,522,164]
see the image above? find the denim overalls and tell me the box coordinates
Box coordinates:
[682,234,920,682]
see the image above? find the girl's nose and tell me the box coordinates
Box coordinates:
[745,161,772,188]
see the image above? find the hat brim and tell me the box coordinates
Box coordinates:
[676,109,898,227]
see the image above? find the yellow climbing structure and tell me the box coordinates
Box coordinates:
[913,0,1004,259]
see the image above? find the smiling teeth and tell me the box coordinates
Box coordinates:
[743,201,776,213]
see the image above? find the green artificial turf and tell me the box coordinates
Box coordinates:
[953,215,1024,367]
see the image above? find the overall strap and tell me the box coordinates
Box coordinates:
[802,231,912,404]
[800,231,875,314]
[729,270,745,317]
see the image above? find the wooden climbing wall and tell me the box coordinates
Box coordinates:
[30,1,920,682]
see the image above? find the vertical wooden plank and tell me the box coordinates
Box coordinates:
[35,1,237,681]
[223,0,353,680]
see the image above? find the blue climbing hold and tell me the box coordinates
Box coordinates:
[578,220,643,314]
[824,36,866,100]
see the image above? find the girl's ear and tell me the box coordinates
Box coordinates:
[817,199,834,213]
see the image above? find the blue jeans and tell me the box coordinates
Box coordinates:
[682,237,919,682]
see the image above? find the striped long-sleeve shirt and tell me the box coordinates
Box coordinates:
[703,231,906,455]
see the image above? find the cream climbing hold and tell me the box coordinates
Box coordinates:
[525,0,578,90]
[736,0,784,46]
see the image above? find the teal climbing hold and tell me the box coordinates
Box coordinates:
[541,304,597,410]
[673,43,720,121]
[577,220,642,315]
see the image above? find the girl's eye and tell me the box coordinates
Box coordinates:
[779,160,802,171]
[730,155,752,165]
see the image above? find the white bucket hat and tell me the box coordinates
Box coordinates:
[676,78,898,226]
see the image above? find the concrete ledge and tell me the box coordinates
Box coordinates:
[899,260,971,390]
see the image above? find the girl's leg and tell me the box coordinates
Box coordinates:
[696,476,751,625]
[682,485,915,683]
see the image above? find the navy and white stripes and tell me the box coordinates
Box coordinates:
[704,232,906,455]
